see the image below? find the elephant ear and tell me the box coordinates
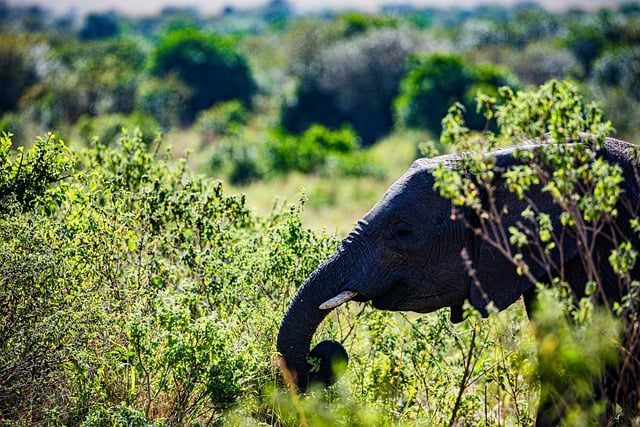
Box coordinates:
[469,153,578,316]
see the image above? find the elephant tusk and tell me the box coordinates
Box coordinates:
[319,291,358,310]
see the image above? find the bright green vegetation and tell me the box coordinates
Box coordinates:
[2,1,640,425]
[0,131,336,423]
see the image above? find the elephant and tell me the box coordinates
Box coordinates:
[276,136,640,425]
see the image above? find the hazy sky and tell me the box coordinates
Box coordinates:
[12,0,632,16]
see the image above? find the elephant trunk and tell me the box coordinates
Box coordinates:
[276,253,351,391]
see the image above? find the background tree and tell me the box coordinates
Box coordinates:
[587,46,640,139]
[281,28,416,145]
[331,11,398,38]
[262,0,293,30]
[394,53,515,135]
[506,42,580,86]
[0,33,42,116]
[562,12,613,76]
[149,28,257,124]
[78,12,121,40]
[591,46,640,100]
[19,38,145,128]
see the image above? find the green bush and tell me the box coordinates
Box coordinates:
[149,28,257,123]
[0,130,337,424]
[210,125,384,185]
[431,80,637,424]
[0,132,74,213]
[268,125,359,174]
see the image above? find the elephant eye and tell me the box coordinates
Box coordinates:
[394,222,412,239]
[396,228,411,237]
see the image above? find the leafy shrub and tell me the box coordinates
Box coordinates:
[0,130,338,424]
[149,28,257,123]
[394,53,516,136]
[268,125,359,174]
[0,33,44,116]
[0,132,74,213]
[0,133,78,420]
[210,125,384,185]
[0,208,81,420]
[431,80,638,424]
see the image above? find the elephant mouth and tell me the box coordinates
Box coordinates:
[319,276,464,316]
[318,286,464,323]
[370,279,461,313]
[371,294,435,312]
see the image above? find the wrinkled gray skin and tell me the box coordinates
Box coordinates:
[277,137,640,425]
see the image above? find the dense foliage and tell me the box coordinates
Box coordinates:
[0,130,337,423]
[3,2,640,178]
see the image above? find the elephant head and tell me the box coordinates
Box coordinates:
[276,138,639,392]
